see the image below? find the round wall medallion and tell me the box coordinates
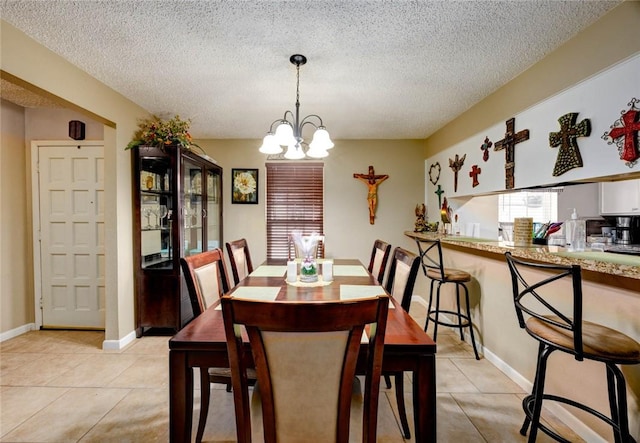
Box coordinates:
[428,162,441,185]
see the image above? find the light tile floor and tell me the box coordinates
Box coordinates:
[0,301,584,442]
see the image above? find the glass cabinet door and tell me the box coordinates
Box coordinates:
[183,159,203,257]
[140,156,172,269]
[206,168,221,250]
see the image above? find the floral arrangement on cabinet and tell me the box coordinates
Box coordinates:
[126,115,199,150]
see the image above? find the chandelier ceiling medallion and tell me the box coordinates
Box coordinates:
[259,54,334,159]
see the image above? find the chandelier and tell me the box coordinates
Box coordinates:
[259,54,334,159]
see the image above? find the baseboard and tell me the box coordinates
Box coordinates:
[481,345,607,443]
[102,330,136,351]
[411,295,429,309]
[0,323,36,342]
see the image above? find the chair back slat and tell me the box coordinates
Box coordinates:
[368,239,391,284]
[222,296,388,443]
[180,248,230,316]
[505,252,584,359]
[226,238,254,286]
[385,247,420,312]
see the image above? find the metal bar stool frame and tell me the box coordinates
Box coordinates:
[505,252,640,443]
[415,238,480,360]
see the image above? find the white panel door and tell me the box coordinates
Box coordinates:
[38,144,105,328]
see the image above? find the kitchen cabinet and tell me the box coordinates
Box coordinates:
[599,179,640,215]
[132,145,222,336]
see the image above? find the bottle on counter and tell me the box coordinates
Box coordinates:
[565,208,586,252]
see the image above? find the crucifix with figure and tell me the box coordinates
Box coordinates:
[353,165,388,224]
[494,117,530,190]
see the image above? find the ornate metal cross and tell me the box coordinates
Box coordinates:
[494,117,530,190]
[469,165,481,188]
[434,184,444,208]
[549,112,591,176]
[608,108,640,164]
[448,153,466,192]
[480,136,492,162]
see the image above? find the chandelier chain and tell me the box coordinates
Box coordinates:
[296,64,301,110]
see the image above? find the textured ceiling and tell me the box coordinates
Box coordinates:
[0,0,622,140]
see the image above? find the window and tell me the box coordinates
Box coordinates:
[498,190,558,223]
[266,162,324,260]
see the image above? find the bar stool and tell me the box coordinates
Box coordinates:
[505,252,640,442]
[416,238,480,360]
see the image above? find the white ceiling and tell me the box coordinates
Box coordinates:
[0,0,622,141]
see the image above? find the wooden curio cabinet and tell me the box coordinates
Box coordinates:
[132,145,222,336]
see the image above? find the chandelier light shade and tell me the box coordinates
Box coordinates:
[259,54,334,159]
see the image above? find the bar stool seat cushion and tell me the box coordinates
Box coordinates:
[426,268,471,282]
[527,316,640,364]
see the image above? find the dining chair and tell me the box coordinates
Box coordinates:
[505,252,640,442]
[383,246,421,439]
[222,295,389,443]
[226,238,254,286]
[288,233,325,260]
[367,239,391,284]
[180,248,255,443]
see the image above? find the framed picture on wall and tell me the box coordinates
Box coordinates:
[231,168,258,204]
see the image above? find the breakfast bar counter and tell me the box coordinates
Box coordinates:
[403,230,639,440]
[404,231,640,289]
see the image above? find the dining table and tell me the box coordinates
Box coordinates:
[169,258,437,442]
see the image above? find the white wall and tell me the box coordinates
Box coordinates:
[426,54,640,202]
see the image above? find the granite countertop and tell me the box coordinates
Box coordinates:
[404,231,640,281]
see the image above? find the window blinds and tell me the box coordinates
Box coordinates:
[266,162,324,260]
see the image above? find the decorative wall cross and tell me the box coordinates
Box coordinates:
[469,165,481,187]
[549,112,591,176]
[494,117,530,189]
[602,98,640,168]
[448,153,466,192]
[434,184,444,208]
[353,165,388,224]
[480,136,492,162]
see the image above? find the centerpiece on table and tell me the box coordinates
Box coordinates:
[291,230,322,283]
[125,115,200,151]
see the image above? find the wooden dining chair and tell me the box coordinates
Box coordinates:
[226,238,254,286]
[180,248,255,443]
[222,295,389,443]
[383,246,420,439]
[367,239,391,284]
[288,233,325,260]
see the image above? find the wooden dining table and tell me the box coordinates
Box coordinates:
[169,258,437,442]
